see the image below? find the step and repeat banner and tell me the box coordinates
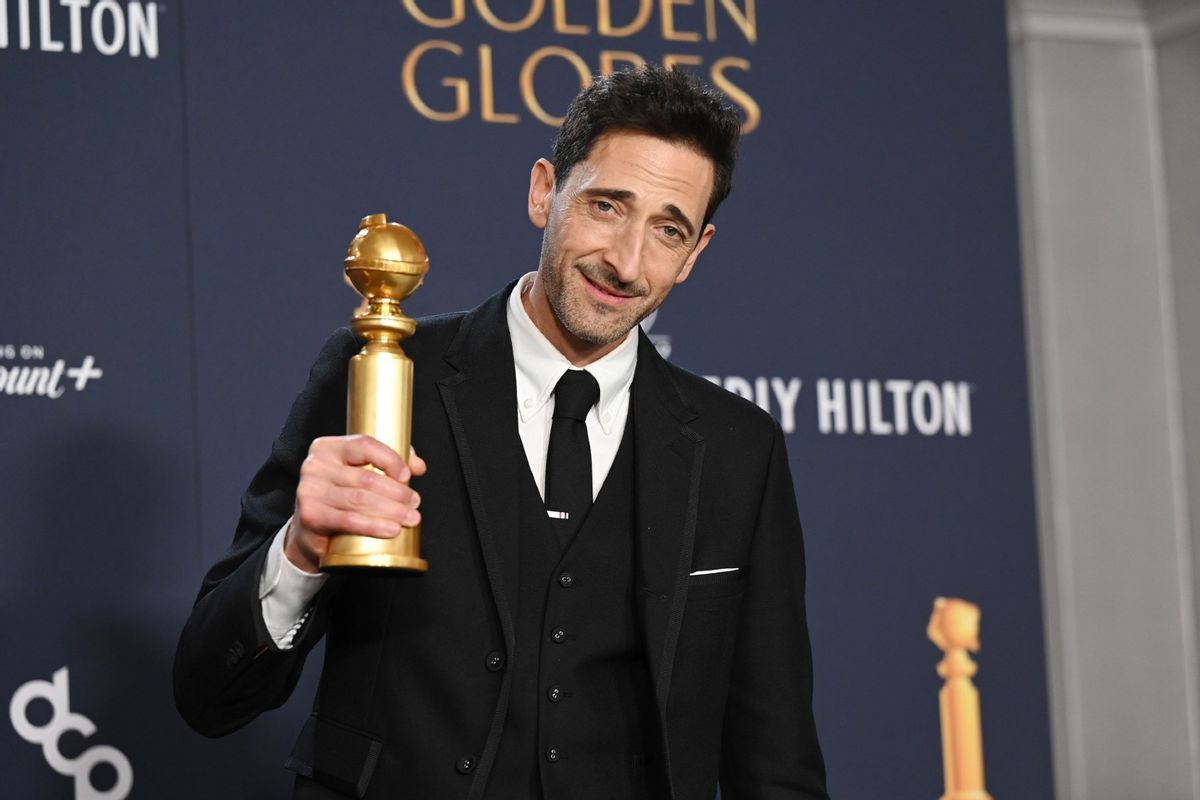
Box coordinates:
[1,1,1052,797]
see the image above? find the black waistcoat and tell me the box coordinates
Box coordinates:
[487,418,664,800]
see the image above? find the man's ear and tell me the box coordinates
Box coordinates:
[528,158,556,230]
[675,223,715,285]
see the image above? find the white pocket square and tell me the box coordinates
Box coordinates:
[689,567,739,576]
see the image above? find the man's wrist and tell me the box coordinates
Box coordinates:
[282,518,321,574]
[261,519,328,649]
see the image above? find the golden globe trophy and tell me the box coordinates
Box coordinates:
[320,213,429,573]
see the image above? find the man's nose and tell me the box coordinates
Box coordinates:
[602,228,644,283]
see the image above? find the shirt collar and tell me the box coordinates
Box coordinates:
[507,272,638,434]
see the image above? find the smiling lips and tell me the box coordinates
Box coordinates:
[578,268,643,306]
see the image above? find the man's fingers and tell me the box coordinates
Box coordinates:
[296,498,420,540]
[409,447,427,477]
[316,461,421,506]
[321,485,421,527]
[296,435,424,540]
[310,506,404,539]
[323,434,409,480]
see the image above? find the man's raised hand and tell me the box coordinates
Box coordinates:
[284,435,426,573]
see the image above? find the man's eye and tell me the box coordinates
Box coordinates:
[663,226,680,239]
[595,200,614,213]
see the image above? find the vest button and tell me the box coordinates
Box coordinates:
[547,686,563,702]
[485,651,505,671]
[546,746,561,763]
[456,756,475,774]
[551,628,567,643]
[558,572,574,588]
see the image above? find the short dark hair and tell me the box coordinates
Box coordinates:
[552,65,742,230]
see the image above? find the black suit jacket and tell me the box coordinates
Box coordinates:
[175,284,828,800]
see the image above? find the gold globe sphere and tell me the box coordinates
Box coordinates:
[344,213,429,302]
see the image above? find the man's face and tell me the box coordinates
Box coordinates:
[527,131,716,358]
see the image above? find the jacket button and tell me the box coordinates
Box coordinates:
[551,628,567,643]
[224,642,245,669]
[456,756,475,774]
[485,651,505,672]
[558,572,574,588]
[545,746,560,763]
[547,686,563,702]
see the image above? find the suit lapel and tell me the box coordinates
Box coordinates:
[436,284,523,653]
[631,332,705,714]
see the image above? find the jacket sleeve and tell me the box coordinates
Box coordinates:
[719,422,829,799]
[173,328,358,737]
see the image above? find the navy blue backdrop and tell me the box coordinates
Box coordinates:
[1,1,1051,797]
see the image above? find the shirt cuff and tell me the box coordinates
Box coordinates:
[259,517,328,649]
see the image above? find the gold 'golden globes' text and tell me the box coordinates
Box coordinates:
[398,0,761,132]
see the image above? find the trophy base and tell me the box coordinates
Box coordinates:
[319,528,428,573]
[321,553,429,573]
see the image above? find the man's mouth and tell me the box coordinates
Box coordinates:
[578,268,642,305]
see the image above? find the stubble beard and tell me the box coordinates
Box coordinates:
[542,257,657,347]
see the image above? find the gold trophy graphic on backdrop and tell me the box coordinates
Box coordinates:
[320,213,429,573]
[928,597,992,800]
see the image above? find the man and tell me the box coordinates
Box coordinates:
[175,65,828,800]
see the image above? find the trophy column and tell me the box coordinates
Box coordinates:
[321,213,429,573]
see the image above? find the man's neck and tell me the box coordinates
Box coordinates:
[521,274,625,367]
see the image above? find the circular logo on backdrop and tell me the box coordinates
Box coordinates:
[9,667,133,800]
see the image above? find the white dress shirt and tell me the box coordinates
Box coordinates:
[508,271,637,501]
[258,273,639,648]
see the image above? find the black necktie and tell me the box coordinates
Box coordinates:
[545,369,600,547]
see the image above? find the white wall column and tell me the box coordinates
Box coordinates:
[1157,9,1200,691]
[1008,1,1200,797]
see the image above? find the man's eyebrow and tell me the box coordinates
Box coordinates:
[581,188,697,239]
[662,204,696,240]
[581,187,635,203]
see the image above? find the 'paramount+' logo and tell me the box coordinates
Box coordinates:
[0,344,103,398]
[10,667,134,800]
